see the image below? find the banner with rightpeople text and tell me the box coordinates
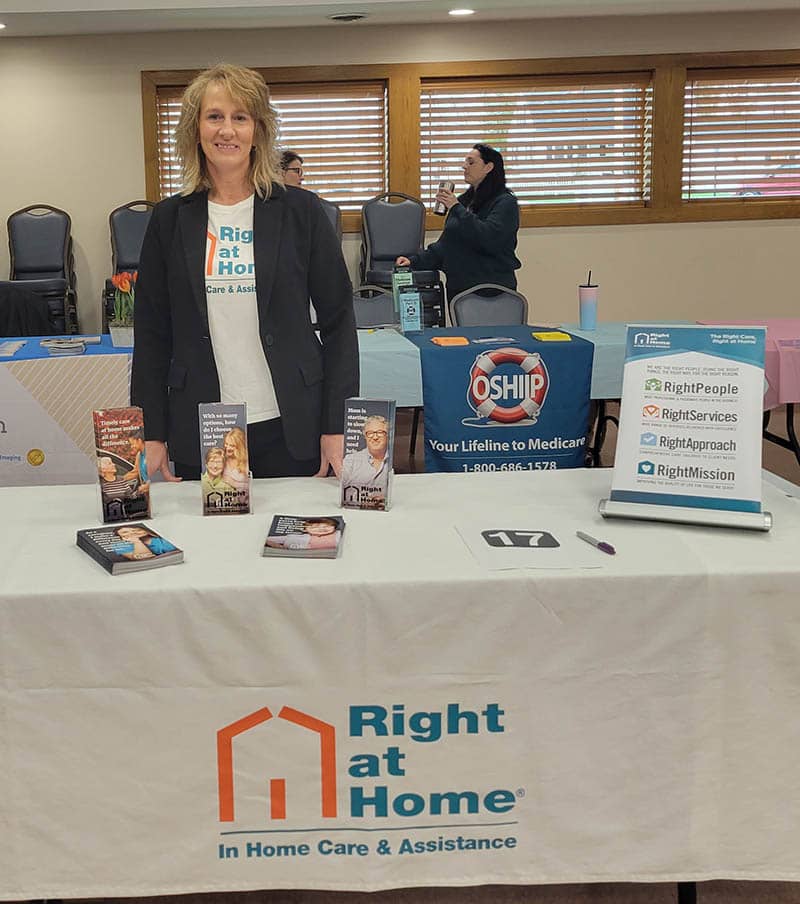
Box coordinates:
[606,324,767,526]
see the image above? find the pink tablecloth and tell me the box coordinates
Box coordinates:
[698,319,800,410]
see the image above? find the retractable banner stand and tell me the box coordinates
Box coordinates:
[408,326,593,473]
[601,324,772,530]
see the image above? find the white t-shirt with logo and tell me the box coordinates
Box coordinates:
[205,195,279,423]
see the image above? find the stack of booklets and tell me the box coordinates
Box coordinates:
[76,524,183,574]
[262,515,345,559]
[45,339,86,355]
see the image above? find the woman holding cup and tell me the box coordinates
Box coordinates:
[396,143,521,300]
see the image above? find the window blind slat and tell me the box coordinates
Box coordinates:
[155,81,388,205]
[420,74,652,208]
[683,68,800,200]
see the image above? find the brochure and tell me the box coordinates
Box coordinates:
[398,287,423,334]
[93,406,151,524]
[262,514,345,559]
[198,402,251,515]
[76,524,183,575]
[340,397,396,511]
[391,265,414,315]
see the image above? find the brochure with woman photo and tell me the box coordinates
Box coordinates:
[198,402,251,515]
[262,515,345,559]
[93,406,151,524]
[76,524,183,575]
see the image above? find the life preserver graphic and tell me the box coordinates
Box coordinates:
[467,347,549,424]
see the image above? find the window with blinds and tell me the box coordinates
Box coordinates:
[154,80,387,208]
[683,69,800,201]
[419,74,653,209]
[155,86,184,198]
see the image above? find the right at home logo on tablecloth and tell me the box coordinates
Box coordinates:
[214,701,521,863]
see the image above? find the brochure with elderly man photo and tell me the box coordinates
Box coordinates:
[92,406,151,524]
[340,397,396,512]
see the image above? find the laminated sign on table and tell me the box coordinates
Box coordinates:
[602,324,771,530]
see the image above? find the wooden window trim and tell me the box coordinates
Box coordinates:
[142,49,800,233]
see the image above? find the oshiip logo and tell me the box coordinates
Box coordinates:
[464,348,548,428]
[217,706,336,822]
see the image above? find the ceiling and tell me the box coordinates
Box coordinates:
[1,0,799,37]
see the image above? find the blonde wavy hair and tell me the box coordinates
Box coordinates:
[174,63,282,198]
[222,427,249,473]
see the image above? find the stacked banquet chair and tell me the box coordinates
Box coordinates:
[359,192,445,328]
[319,197,343,241]
[307,198,343,327]
[0,283,57,337]
[352,285,395,329]
[2,204,78,334]
[103,200,155,330]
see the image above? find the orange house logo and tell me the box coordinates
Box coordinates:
[217,706,337,822]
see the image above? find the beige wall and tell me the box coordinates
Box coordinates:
[1,12,799,331]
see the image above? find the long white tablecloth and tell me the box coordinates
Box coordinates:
[1,469,800,899]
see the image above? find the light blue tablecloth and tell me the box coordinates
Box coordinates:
[358,328,423,407]
[359,324,638,407]
[560,322,692,399]
[559,322,628,399]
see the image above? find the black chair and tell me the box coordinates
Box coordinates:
[449,283,528,327]
[359,192,445,327]
[103,200,155,330]
[0,282,58,337]
[352,286,395,329]
[7,204,77,334]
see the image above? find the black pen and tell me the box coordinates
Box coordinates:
[576,530,616,555]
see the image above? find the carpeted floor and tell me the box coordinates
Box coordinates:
[52,878,800,902]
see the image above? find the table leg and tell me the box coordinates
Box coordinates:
[762,404,800,467]
[677,881,697,904]
[409,406,422,457]
[586,399,620,467]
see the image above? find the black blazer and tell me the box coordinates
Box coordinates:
[131,185,358,466]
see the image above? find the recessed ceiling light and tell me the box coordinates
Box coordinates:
[327,12,368,21]
[449,8,475,15]
[0,23,6,29]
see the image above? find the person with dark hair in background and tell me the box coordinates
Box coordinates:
[396,143,521,300]
[280,150,305,187]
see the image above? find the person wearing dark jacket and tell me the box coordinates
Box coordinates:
[131,64,357,482]
[397,143,521,300]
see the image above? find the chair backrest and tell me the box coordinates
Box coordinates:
[318,197,343,241]
[110,201,155,273]
[352,286,396,329]
[449,284,529,327]
[8,205,72,281]
[360,192,426,281]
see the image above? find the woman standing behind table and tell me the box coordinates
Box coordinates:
[131,64,358,482]
[397,143,521,300]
